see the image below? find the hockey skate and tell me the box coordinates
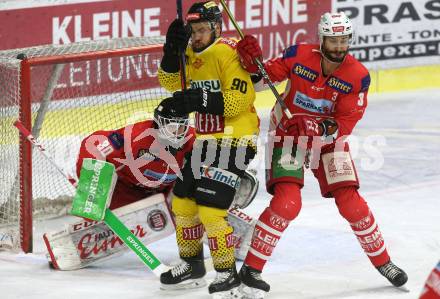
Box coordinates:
[209,267,242,299]
[160,253,207,290]
[376,260,408,287]
[238,264,270,299]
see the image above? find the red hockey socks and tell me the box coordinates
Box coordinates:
[334,187,390,267]
[245,182,302,270]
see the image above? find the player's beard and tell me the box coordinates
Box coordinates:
[322,48,348,63]
[191,32,216,53]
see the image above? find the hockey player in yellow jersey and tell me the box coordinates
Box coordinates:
[158,1,259,298]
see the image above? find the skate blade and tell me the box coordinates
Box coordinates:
[239,284,266,299]
[212,286,242,299]
[160,278,207,291]
[396,285,410,293]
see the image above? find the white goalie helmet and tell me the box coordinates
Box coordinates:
[318,12,353,43]
[154,100,190,149]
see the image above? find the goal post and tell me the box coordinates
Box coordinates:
[0,36,168,253]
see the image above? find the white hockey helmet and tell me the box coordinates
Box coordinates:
[154,99,190,149]
[318,12,353,43]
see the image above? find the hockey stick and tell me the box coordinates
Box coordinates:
[14,120,78,187]
[219,0,293,119]
[13,120,167,277]
[176,0,187,90]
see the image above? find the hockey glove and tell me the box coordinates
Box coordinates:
[282,117,338,149]
[161,19,190,72]
[237,35,263,74]
[172,88,224,115]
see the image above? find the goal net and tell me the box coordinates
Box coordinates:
[0,36,169,253]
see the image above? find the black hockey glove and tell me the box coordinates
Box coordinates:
[161,19,190,73]
[320,119,338,138]
[172,88,225,115]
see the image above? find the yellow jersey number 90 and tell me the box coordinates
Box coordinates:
[231,78,248,94]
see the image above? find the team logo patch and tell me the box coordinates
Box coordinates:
[322,152,356,185]
[332,26,345,32]
[352,214,373,231]
[269,214,289,230]
[192,58,204,69]
[293,91,334,115]
[326,76,353,94]
[147,209,167,231]
[292,63,318,83]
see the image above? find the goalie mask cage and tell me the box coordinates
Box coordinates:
[0,36,168,253]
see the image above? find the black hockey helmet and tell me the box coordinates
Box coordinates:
[186,1,222,26]
[153,98,190,149]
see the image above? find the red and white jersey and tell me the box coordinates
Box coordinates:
[267,44,371,138]
[76,120,195,193]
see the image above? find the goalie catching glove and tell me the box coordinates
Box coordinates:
[159,89,224,116]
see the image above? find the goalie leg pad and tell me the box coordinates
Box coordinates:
[44,193,174,270]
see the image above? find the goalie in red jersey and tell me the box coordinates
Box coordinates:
[75,101,195,210]
[43,98,258,271]
[235,12,408,297]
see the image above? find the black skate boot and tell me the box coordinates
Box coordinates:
[239,264,270,299]
[208,266,241,298]
[376,260,408,287]
[160,252,206,290]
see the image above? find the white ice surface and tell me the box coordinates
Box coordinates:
[1,89,440,299]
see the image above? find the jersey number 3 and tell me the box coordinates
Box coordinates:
[358,92,365,106]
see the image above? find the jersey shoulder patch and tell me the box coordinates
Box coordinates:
[107,132,124,150]
[360,74,371,92]
[218,38,237,49]
[282,45,298,59]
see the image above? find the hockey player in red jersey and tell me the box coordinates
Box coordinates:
[76,100,194,209]
[43,99,194,269]
[236,12,408,297]
[420,261,440,299]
